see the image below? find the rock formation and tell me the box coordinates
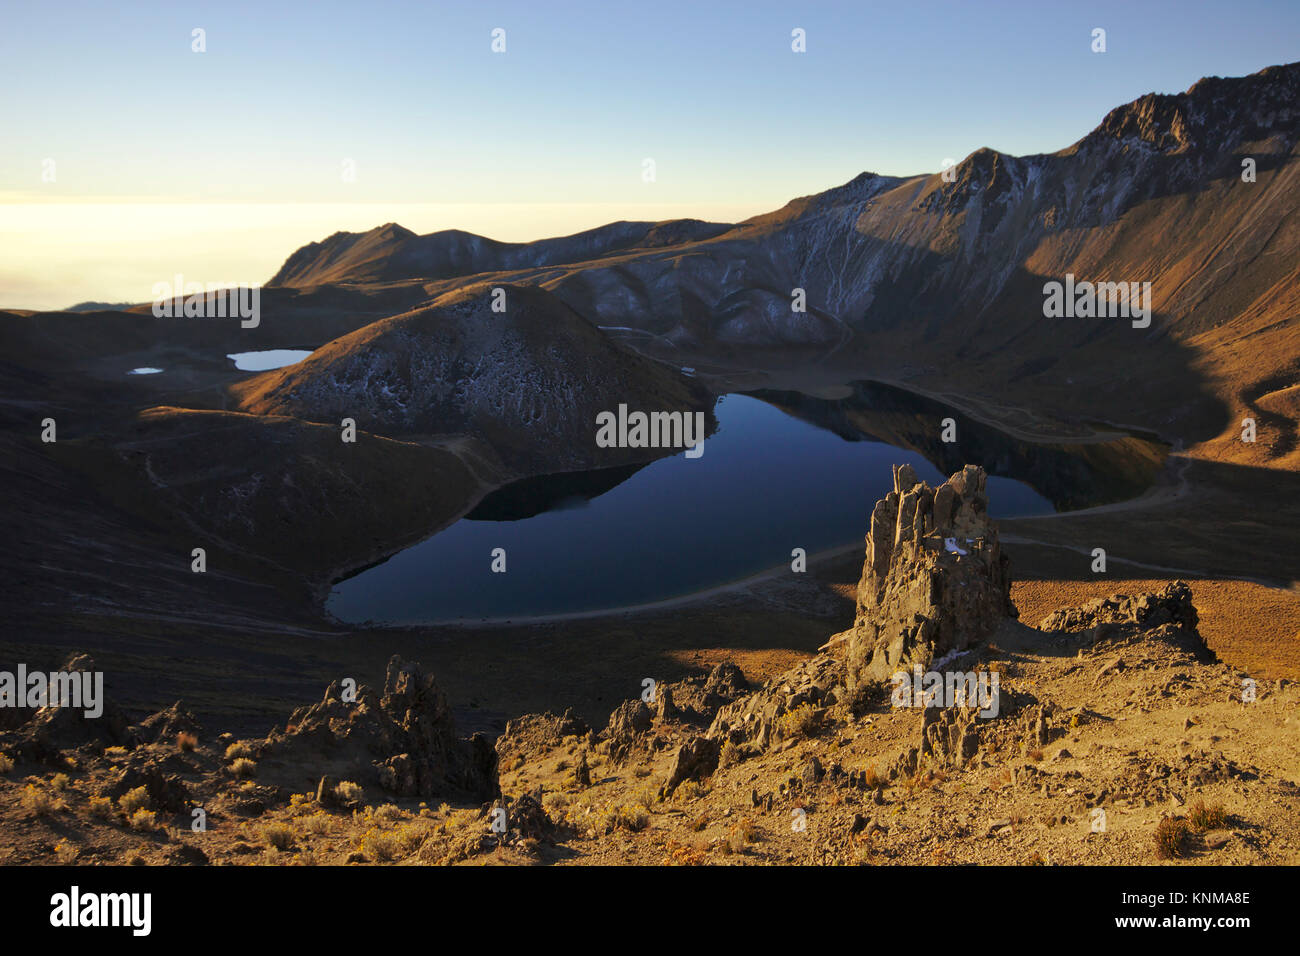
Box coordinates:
[692,464,1016,771]
[846,464,1015,688]
[1038,580,1199,635]
[263,655,498,801]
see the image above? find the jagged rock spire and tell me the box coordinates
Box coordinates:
[847,465,1015,688]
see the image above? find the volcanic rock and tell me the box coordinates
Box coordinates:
[845,465,1015,688]
[263,655,498,801]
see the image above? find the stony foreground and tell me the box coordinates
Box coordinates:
[2,467,1297,866]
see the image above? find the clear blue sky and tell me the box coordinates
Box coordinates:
[2,0,1297,206]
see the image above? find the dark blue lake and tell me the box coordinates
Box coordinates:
[325,393,1053,623]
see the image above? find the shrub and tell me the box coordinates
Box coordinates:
[599,804,649,833]
[288,792,314,815]
[302,813,332,836]
[904,769,945,791]
[224,742,253,762]
[665,840,708,866]
[229,758,257,779]
[50,773,70,792]
[54,842,79,865]
[89,795,115,819]
[1155,817,1193,859]
[21,785,64,816]
[719,740,743,768]
[119,786,150,815]
[333,780,364,807]
[396,822,431,855]
[362,828,401,862]
[0,754,13,774]
[374,803,404,823]
[672,779,709,803]
[128,808,157,831]
[416,837,444,864]
[262,822,296,850]
[777,704,825,740]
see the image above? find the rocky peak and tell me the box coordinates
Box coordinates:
[921,147,1029,215]
[1085,60,1300,155]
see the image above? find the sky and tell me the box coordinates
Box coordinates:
[1,0,1296,308]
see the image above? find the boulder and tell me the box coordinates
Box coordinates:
[661,736,721,796]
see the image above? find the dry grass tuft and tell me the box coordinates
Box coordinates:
[1155,816,1193,859]
[1188,800,1229,831]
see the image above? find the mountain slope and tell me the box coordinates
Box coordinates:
[233,283,714,473]
[265,63,1299,461]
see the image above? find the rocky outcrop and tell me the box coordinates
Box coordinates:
[1039,581,1199,635]
[693,464,1016,770]
[106,760,193,813]
[0,653,136,762]
[706,653,844,752]
[263,655,498,801]
[603,699,654,764]
[655,662,750,726]
[495,708,591,764]
[131,701,201,745]
[845,464,1015,689]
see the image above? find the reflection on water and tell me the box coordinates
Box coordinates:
[752,382,1168,511]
